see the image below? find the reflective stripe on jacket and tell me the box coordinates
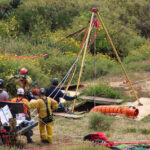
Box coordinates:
[26,96,58,118]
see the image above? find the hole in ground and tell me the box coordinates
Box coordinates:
[74,102,102,112]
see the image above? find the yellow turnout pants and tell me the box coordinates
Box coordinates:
[39,120,53,143]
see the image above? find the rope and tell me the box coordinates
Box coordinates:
[48,27,88,99]
[9,32,87,143]
[64,23,91,93]
[87,25,98,48]
[97,11,142,106]
[0,27,86,59]
[72,12,95,112]
[33,114,84,139]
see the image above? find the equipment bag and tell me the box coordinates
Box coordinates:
[41,97,53,124]
[84,132,108,142]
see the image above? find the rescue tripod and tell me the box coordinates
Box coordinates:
[69,8,143,113]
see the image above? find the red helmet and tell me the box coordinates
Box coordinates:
[33,88,39,95]
[20,68,28,75]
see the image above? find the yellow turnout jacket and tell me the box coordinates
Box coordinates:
[26,96,58,118]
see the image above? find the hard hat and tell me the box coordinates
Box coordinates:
[39,88,46,95]
[52,78,58,86]
[33,88,39,95]
[20,68,28,75]
[17,88,24,95]
[0,79,4,87]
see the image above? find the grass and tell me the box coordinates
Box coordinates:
[140,129,150,135]
[89,113,115,131]
[125,128,137,133]
[124,127,150,135]
[141,115,150,123]
[81,83,122,99]
[2,112,150,149]
[58,145,110,150]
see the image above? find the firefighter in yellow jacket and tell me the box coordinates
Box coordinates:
[25,88,58,143]
[8,67,32,92]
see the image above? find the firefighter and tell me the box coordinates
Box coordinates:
[11,88,33,143]
[45,78,77,112]
[0,79,9,101]
[8,67,32,92]
[25,88,58,143]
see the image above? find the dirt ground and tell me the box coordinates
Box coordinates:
[1,71,150,150]
[20,72,150,149]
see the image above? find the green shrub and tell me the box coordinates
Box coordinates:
[125,128,137,133]
[89,112,115,131]
[12,0,80,34]
[141,115,150,123]
[0,56,49,94]
[82,83,122,99]
[140,128,150,135]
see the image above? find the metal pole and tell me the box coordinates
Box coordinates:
[72,12,95,112]
[97,11,142,105]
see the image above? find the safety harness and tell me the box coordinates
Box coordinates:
[41,97,53,124]
[21,80,27,91]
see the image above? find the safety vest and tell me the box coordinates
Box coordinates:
[11,97,28,114]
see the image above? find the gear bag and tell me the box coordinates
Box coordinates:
[84,132,108,142]
[41,97,53,124]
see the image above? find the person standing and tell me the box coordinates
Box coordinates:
[45,78,77,112]
[0,79,9,101]
[8,67,32,92]
[25,88,58,143]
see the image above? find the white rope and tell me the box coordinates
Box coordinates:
[48,30,89,99]
[33,113,84,138]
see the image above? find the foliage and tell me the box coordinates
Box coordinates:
[0,0,148,58]
[0,0,150,95]
[123,43,150,64]
[124,127,150,135]
[0,56,49,94]
[11,0,80,34]
[125,128,137,133]
[140,128,150,135]
[89,112,115,131]
[81,83,122,99]
[141,115,150,123]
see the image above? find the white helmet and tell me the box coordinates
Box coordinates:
[17,88,24,95]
